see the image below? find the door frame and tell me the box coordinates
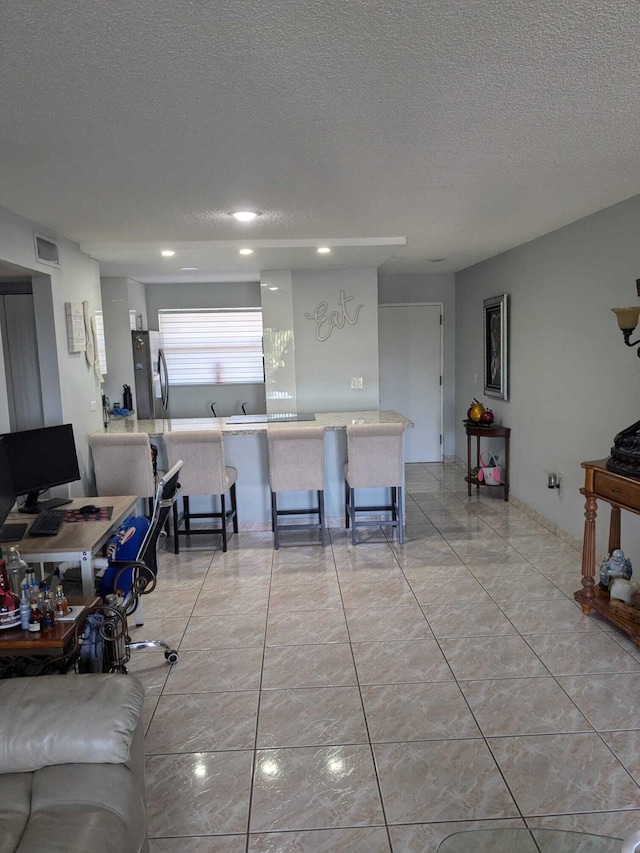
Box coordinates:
[378,302,444,463]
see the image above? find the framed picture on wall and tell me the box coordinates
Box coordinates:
[483,294,509,399]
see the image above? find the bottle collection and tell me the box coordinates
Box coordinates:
[0,546,67,636]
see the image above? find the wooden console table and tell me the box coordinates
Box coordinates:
[576,459,640,646]
[465,422,510,501]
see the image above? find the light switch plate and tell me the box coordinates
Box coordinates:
[351,377,363,389]
[90,400,97,411]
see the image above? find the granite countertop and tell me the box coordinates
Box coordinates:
[94,410,414,437]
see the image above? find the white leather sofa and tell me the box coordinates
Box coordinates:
[0,674,147,853]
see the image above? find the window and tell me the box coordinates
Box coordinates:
[158,309,264,386]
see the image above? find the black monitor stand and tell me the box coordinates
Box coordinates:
[18,491,73,514]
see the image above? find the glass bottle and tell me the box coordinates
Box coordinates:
[27,602,42,636]
[41,585,55,630]
[54,585,68,617]
[19,583,31,631]
[6,547,23,597]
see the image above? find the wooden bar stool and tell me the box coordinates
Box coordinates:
[344,422,405,545]
[163,430,238,553]
[267,425,326,549]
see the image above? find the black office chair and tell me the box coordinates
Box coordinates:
[97,459,183,665]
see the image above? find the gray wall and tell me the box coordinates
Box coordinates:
[378,272,456,458]
[455,193,640,556]
[144,280,266,418]
[0,205,103,496]
[292,269,380,412]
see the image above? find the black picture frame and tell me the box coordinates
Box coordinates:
[483,294,508,400]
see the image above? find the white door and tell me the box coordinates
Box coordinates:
[379,304,443,463]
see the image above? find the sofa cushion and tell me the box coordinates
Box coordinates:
[0,773,31,853]
[0,674,144,773]
[17,763,148,853]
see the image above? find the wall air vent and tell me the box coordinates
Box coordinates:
[33,232,60,268]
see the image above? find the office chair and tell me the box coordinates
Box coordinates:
[98,459,183,665]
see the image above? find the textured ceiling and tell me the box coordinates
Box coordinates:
[1,0,640,278]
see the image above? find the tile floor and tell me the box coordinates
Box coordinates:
[127,462,640,852]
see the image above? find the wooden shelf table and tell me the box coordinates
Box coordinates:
[576,458,640,646]
[465,421,510,501]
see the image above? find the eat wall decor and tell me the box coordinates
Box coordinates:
[305,290,364,342]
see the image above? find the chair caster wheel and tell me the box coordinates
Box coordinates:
[165,650,179,664]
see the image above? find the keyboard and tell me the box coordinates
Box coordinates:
[28,509,67,537]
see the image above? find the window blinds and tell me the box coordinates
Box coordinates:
[158,309,264,386]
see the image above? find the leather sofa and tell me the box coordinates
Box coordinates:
[0,673,147,853]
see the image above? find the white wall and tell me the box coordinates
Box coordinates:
[143,280,266,418]
[378,272,456,457]
[292,269,380,412]
[455,193,640,556]
[100,277,137,410]
[0,205,104,496]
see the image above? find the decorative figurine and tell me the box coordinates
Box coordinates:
[599,548,633,589]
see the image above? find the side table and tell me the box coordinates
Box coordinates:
[576,458,640,647]
[0,596,100,677]
[465,421,510,501]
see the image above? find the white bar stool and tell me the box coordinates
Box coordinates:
[267,425,327,549]
[344,422,405,545]
[163,430,238,553]
[88,433,158,516]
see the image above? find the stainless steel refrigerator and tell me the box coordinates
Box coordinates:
[131,330,169,419]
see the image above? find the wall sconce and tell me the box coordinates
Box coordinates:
[611,279,640,356]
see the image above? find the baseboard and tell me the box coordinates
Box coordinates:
[454,456,583,552]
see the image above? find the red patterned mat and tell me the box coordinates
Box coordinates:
[64,506,114,523]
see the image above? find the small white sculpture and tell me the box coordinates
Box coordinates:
[610,577,634,604]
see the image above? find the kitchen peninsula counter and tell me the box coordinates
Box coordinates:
[92,410,413,528]
[96,410,413,437]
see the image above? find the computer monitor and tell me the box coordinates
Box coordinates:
[1,424,81,514]
[0,436,26,541]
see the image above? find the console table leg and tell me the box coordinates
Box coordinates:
[608,506,621,556]
[578,493,597,613]
[467,433,472,497]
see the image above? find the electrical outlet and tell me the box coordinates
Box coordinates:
[90,400,97,411]
[351,377,363,389]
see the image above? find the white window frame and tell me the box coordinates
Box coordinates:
[158,308,264,386]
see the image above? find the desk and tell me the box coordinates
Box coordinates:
[4,496,137,597]
[0,596,100,677]
[576,459,640,646]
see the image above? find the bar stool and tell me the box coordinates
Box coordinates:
[88,433,157,516]
[267,425,326,549]
[163,430,238,553]
[343,422,405,545]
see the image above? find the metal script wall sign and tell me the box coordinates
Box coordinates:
[305,290,364,342]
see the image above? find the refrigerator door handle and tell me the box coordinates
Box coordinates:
[158,349,170,412]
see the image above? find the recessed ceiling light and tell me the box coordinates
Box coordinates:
[180,266,199,271]
[268,286,279,291]
[161,249,175,257]
[231,210,259,222]
[317,247,331,254]
[239,248,254,255]
[427,257,446,263]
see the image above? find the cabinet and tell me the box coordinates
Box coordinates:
[576,459,640,646]
[465,422,510,501]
